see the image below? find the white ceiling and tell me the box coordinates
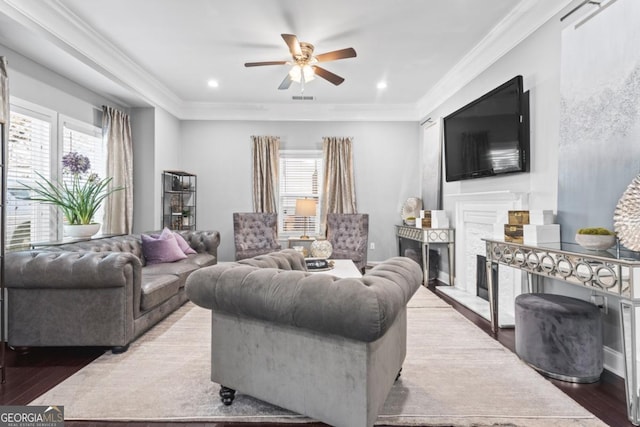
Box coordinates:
[0,0,573,120]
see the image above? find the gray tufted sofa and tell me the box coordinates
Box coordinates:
[186,249,422,427]
[5,230,220,352]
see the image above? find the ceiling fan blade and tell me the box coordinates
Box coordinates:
[281,33,302,57]
[315,47,357,62]
[245,61,288,67]
[312,66,345,86]
[278,75,293,90]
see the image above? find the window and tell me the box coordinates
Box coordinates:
[278,151,322,238]
[5,101,105,250]
[6,104,56,250]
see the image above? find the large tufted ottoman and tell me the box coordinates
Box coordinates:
[515,293,603,383]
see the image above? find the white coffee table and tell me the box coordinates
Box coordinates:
[307,259,362,278]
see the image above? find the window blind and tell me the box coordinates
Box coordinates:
[278,151,322,237]
[6,109,54,250]
[62,119,106,227]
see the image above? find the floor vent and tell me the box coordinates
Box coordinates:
[292,95,315,101]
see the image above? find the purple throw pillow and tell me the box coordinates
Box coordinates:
[173,232,197,255]
[141,231,187,265]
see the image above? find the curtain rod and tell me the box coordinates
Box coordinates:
[420,117,433,126]
[573,0,618,28]
[560,0,602,21]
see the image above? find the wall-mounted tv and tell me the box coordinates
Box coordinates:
[443,75,530,182]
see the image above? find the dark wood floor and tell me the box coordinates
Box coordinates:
[0,281,632,427]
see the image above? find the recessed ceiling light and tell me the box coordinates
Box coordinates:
[377,81,387,90]
[207,79,219,88]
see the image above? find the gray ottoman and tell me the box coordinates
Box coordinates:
[515,293,603,383]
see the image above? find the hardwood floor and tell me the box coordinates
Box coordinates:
[0,282,632,427]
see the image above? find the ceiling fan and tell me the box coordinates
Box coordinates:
[244,33,357,90]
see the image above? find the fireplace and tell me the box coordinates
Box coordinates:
[443,191,528,323]
[476,254,488,301]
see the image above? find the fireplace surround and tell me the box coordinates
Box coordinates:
[439,191,529,325]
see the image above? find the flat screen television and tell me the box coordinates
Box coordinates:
[443,75,529,182]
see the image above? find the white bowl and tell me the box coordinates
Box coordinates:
[575,233,616,250]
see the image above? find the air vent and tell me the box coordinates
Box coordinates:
[292,96,315,101]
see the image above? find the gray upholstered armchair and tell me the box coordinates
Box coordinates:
[233,212,282,260]
[326,213,369,271]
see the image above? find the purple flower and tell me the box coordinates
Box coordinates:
[62,151,91,175]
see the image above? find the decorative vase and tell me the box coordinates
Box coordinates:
[575,233,616,250]
[310,239,333,259]
[63,223,101,238]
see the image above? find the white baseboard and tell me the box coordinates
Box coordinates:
[604,346,624,378]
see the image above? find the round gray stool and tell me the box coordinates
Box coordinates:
[515,293,603,383]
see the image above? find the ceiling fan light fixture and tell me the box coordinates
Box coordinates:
[289,65,302,82]
[302,65,315,82]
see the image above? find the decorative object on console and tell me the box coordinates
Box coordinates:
[20,151,123,236]
[310,238,332,259]
[523,224,560,245]
[295,198,317,239]
[404,216,416,226]
[575,227,616,250]
[401,197,422,224]
[417,210,449,228]
[499,210,560,245]
[614,175,640,251]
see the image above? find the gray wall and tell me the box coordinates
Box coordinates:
[421,2,628,369]
[131,107,155,233]
[0,43,126,127]
[179,120,420,262]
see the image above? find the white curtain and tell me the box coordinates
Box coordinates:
[102,106,133,234]
[251,135,280,213]
[320,136,357,233]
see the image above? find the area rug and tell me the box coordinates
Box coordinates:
[31,287,606,426]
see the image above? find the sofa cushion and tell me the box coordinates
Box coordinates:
[141,231,187,265]
[140,273,181,311]
[142,261,199,286]
[185,253,217,268]
[174,232,197,254]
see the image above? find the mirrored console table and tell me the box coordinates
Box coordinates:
[396,225,455,286]
[483,238,640,425]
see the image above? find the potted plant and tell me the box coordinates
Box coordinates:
[575,227,617,250]
[20,151,124,237]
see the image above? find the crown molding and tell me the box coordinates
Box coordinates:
[415,0,575,120]
[1,0,574,122]
[0,0,182,115]
[178,102,420,121]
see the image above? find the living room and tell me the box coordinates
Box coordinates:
[0,0,637,426]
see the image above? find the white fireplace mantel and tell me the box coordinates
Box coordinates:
[441,190,529,325]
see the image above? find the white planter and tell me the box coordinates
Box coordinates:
[575,233,616,250]
[64,223,101,238]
